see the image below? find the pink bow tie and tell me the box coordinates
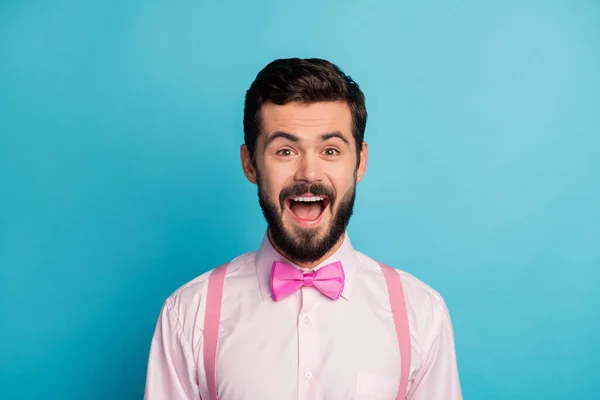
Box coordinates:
[270,260,345,301]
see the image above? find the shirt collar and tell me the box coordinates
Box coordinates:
[255,231,357,302]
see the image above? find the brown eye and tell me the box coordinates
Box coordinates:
[277,149,293,157]
[324,148,340,157]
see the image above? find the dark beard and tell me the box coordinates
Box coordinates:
[257,173,356,264]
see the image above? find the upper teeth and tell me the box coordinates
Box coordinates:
[293,196,324,202]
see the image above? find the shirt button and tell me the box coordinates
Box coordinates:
[304,316,310,324]
[305,371,312,379]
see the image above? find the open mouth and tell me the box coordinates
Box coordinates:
[285,195,330,224]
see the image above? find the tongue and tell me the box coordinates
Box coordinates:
[290,202,322,221]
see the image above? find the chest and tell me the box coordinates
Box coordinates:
[208,287,401,400]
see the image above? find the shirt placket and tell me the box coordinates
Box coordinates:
[297,286,321,399]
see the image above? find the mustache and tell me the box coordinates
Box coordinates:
[279,183,335,206]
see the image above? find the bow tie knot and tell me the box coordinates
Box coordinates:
[270,260,345,301]
[301,272,316,286]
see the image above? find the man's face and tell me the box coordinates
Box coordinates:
[242,101,368,264]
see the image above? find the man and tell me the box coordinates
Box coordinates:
[144,58,462,399]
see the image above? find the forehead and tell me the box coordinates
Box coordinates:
[260,101,353,140]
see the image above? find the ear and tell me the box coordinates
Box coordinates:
[240,144,258,184]
[356,141,368,183]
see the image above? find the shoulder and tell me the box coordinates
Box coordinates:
[162,252,255,326]
[149,252,255,356]
[395,268,450,334]
[355,251,455,365]
[355,251,450,331]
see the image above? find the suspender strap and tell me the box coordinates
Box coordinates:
[203,262,411,400]
[203,263,229,400]
[380,262,412,400]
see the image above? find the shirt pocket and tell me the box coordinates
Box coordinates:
[355,372,399,400]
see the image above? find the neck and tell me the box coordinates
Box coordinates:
[267,230,346,269]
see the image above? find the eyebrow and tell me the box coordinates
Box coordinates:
[320,131,350,146]
[265,131,299,147]
[265,131,350,147]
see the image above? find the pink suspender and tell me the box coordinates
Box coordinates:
[203,263,229,400]
[380,262,412,400]
[203,262,411,400]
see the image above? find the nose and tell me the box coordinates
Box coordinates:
[294,153,324,183]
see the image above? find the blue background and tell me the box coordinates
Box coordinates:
[1,1,599,399]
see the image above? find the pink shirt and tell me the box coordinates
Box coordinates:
[144,233,462,399]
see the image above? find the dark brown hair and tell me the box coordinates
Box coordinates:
[243,58,367,164]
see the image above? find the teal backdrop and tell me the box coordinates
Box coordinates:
[1,1,599,399]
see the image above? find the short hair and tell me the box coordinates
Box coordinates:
[243,58,367,164]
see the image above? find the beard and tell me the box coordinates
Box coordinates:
[257,171,356,264]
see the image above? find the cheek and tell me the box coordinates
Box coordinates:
[331,177,356,203]
[259,167,290,199]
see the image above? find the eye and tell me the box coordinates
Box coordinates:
[323,148,340,157]
[276,148,294,157]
